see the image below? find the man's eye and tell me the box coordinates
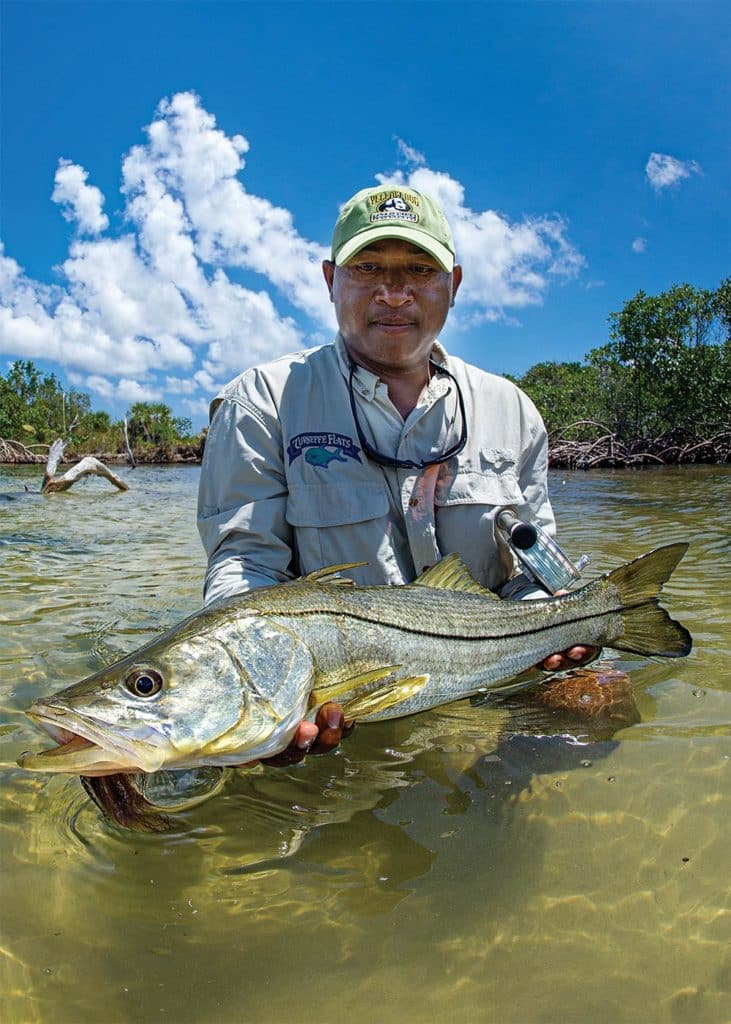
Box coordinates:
[411,264,435,276]
[355,263,378,273]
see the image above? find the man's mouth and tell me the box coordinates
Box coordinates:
[370,318,416,329]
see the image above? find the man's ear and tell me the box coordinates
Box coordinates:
[322,260,336,302]
[450,265,463,307]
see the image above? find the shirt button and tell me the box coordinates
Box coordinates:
[409,498,419,507]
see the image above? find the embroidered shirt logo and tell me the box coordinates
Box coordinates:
[287,432,362,468]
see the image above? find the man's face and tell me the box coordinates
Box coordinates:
[322,239,462,376]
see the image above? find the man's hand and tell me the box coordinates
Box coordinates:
[536,587,599,672]
[539,644,599,673]
[259,702,355,768]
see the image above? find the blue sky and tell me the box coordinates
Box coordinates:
[1,1,728,428]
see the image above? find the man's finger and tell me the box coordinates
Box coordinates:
[541,653,565,671]
[540,645,600,673]
[259,702,355,767]
[308,702,347,755]
[567,645,599,663]
[259,721,317,767]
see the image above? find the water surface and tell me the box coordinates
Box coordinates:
[1,464,729,1023]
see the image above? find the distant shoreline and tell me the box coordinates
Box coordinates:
[0,445,202,468]
[1,447,728,471]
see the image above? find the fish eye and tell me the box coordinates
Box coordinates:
[125,667,164,698]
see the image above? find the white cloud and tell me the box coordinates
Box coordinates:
[116,378,163,403]
[66,372,159,406]
[121,92,333,326]
[632,237,647,253]
[395,137,426,167]
[83,375,115,399]
[82,375,162,403]
[193,368,217,393]
[52,160,109,234]
[646,152,702,191]
[376,166,585,316]
[0,92,585,417]
[165,375,198,395]
[181,396,211,422]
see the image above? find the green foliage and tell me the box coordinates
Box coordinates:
[507,361,605,437]
[73,410,123,453]
[0,363,199,458]
[125,402,195,453]
[588,280,731,442]
[0,360,91,443]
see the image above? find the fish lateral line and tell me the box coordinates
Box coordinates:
[258,600,617,642]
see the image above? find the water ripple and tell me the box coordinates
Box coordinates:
[1,464,730,1024]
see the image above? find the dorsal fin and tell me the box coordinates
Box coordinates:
[300,562,368,586]
[411,553,499,598]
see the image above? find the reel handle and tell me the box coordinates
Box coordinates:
[496,507,590,595]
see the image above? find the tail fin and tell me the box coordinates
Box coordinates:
[605,543,692,658]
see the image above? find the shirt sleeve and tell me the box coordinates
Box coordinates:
[197,374,295,604]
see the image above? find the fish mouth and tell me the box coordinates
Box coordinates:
[18,706,165,775]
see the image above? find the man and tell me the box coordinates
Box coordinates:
[198,185,594,760]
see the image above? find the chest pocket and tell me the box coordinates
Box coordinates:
[285,482,389,527]
[434,449,524,508]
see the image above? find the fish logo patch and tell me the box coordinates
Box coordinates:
[288,432,361,468]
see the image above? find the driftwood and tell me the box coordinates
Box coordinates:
[123,417,137,468]
[41,439,128,494]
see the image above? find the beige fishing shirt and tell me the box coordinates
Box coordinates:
[198,336,554,605]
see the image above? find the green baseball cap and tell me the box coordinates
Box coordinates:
[331,185,456,272]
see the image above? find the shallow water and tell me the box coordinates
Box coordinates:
[0,464,729,1024]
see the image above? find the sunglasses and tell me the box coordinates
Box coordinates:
[348,359,467,470]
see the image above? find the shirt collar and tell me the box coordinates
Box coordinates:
[334,333,451,402]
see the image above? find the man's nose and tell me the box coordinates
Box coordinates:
[374,270,413,304]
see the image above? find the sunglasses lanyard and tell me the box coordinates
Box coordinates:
[347,358,468,472]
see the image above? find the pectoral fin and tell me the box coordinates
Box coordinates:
[341,675,429,719]
[310,665,403,706]
[310,665,429,718]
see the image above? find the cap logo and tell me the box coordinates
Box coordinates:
[332,186,454,270]
[378,196,411,213]
[368,189,420,225]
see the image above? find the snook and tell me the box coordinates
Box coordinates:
[18,544,691,777]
